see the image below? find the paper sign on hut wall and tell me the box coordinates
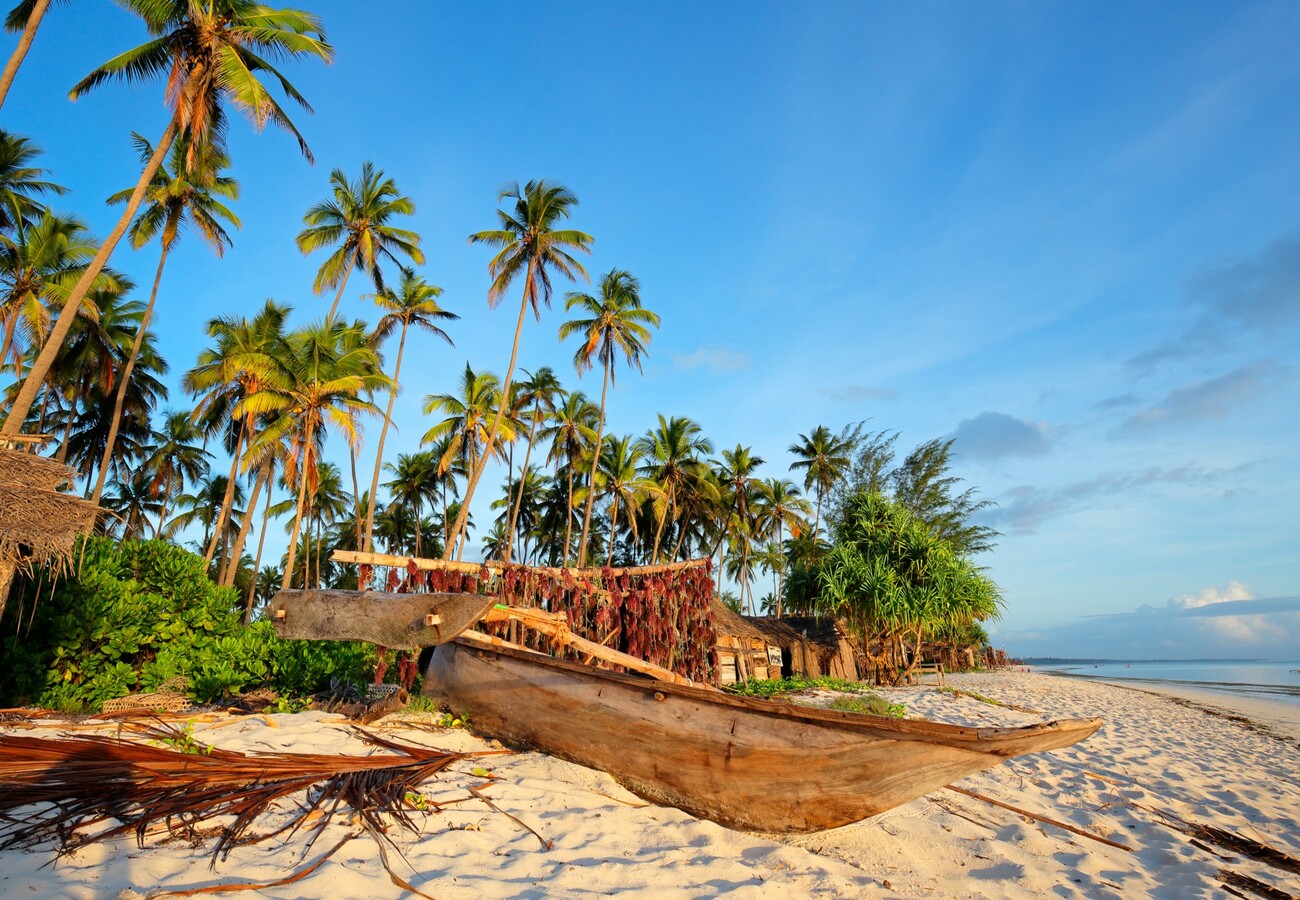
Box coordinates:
[766,646,783,668]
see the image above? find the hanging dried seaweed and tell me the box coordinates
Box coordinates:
[336,552,718,683]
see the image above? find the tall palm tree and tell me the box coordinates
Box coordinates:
[595,434,661,562]
[296,161,423,320]
[448,180,593,556]
[0,130,65,232]
[241,318,387,589]
[184,300,287,566]
[503,366,560,562]
[2,0,331,434]
[789,424,854,541]
[558,269,660,566]
[140,409,210,538]
[362,268,455,550]
[713,444,765,612]
[541,389,598,565]
[0,212,121,380]
[0,0,67,111]
[384,451,441,559]
[421,363,517,557]
[754,477,811,616]
[102,469,163,541]
[91,135,239,505]
[636,415,713,563]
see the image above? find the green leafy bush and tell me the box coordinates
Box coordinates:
[0,537,381,711]
[724,674,876,699]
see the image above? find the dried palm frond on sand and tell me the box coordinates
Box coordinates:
[0,724,515,896]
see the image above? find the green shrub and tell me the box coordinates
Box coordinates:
[826,695,906,718]
[0,537,385,710]
[724,674,876,699]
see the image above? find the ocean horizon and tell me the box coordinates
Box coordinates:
[1031,659,1300,708]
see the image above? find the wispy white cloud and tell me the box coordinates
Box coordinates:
[1118,361,1286,432]
[949,411,1051,462]
[814,385,898,403]
[671,347,751,372]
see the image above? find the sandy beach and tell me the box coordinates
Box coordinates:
[2,672,1297,899]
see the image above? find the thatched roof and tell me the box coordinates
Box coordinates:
[709,601,769,641]
[744,615,846,651]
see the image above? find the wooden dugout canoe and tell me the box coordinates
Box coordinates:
[425,637,1102,833]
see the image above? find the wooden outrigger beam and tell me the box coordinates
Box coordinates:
[332,549,710,578]
[472,604,707,688]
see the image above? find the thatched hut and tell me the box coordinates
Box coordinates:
[745,616,861,681]
[709,602,783,685]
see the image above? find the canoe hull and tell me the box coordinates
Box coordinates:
[425,639,1100,832]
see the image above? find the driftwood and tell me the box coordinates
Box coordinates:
[945,785,1132,851]
[270,589,495,649]
[333,549,711,577]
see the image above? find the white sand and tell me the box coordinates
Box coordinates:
[2,672,1297,898]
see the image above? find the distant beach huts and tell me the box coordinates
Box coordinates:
[710,602,860,683]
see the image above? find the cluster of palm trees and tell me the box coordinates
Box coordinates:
[0,0,1001,652]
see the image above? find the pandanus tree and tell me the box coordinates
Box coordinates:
[1,0,331,435]
[296,162,423,321]
[447,180,592,557]
[362,268,456,551]
[559,269,660,566]
[90,135,239,505]
[241,319,387,590]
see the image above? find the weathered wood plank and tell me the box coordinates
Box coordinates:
[270,590,495,648]
[332,549,710,577]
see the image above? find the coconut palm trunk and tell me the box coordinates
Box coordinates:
[89,245,169,505]
[245,463,274,622]
[443,259,535,557]
[562,456,576,566]
[503,401,540,563]
[363,322,408,551]
[325,246,358,321]
[0,0,51,112]
[204,419,247,565]
[576,363,609,566]
[220,462,267,586]
[606,492,620,561]
[1,120,177,434]
[281,425,315,590]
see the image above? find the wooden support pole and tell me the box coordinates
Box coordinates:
[945,786,1133,852]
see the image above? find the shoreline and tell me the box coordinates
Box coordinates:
[3,671,1299,897]
[1041,670,1300,744]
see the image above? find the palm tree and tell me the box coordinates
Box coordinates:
[541,389,598,565]
[168,472,244,551]
[0,212,121,379]
[447,180,593,556]
[384,451,441,559]
[184,300,288,566]
[1,0,331,434]
[0,130,66,232]
[0,0,67,111]
[558,269,660,566]
[503,366,560,562]
[636,415,713,563]
[713,444,765,613]
[754,478,811,616]
[595,434,661,562]
[296,162,423,320]
[789,425,854,541]
[362,268,456,550]
[91,135,239,505]
[421,363,517,558]
[101,468,163,541]
[140,409,210,537]
[240,319,388,589]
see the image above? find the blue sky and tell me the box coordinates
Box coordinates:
[6,1,1298,658]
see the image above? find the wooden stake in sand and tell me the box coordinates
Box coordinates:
[945,785,1133,852]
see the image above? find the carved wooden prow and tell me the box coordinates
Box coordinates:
[269,589,496,649]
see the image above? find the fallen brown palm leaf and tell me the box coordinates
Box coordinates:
[1137,804,1300,877]
[0,724,509,875]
